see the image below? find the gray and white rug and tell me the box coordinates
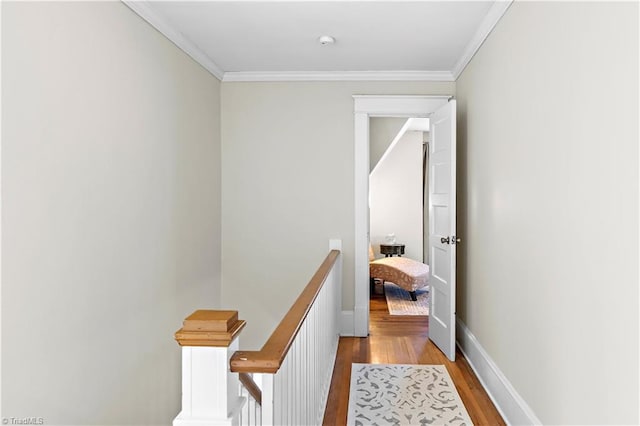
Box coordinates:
[347,364,473,426]
[384,283,429,316]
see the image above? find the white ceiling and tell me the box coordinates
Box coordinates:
[124,1,512,81]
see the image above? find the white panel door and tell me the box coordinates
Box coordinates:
[428,100,457,361]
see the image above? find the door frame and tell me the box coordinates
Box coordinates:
[352,95,451,337]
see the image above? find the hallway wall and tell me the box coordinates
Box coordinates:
[370,130,424,261]
[369,117,407,172]
[221,81,454,349]
[456,2,638,424]
[2,2,222,424]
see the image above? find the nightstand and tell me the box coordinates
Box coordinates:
[380,244,405,257]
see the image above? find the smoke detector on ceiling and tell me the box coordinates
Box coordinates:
[318,35,335,45]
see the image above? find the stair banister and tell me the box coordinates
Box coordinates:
[173,310,247,426]
[230,248,340,374]
[173,239,342,426]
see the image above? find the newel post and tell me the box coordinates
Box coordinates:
[173,310,246,426]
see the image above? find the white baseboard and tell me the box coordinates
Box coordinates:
[340,310,354,336]
[456,318,542,426]
[353,305,369,337]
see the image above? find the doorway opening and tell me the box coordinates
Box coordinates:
[353,95,457,361]
[368,117,430,322]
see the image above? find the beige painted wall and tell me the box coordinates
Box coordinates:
[369,117,407,171]
[456,2,638,424]
[2,2,222,424]
[370,131,423,260]
[221,81,454,348]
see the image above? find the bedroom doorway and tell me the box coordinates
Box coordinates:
[368,117,430,312]
[369,117,429,264]
[353,95,458,361]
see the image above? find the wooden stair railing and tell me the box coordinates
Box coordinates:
[230,249,340,374]
[172,241,342,426]
[239,372,262,406]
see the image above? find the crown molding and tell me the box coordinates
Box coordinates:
[452,0,513,80]
[222,70,454,82]
[122,0,225,80]
[123,0,510,83]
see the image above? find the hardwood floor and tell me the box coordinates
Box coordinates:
[322,293,505,425]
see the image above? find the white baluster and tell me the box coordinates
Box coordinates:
[257,242,342,426]
[261,373,274,425]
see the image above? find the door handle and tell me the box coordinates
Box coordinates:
[440,236,462,245]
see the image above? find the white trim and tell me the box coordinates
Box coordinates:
[353,304,369,337]
[121,0,509,83]
[456,318,542,426]
[223,71,454,82]
[353,111,370,337]
[122,0,509,83]
[173,343,244,426]
[122,0,225,80]
[340,311,354,336]
[0,1,3,413]
[353,96,450,338]
[452,0,513,79]
[354,95,450,116]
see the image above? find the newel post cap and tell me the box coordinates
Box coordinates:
[175,310,246,347]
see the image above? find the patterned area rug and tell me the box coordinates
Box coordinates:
[384,282,429,316]
[347,364,473,426]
